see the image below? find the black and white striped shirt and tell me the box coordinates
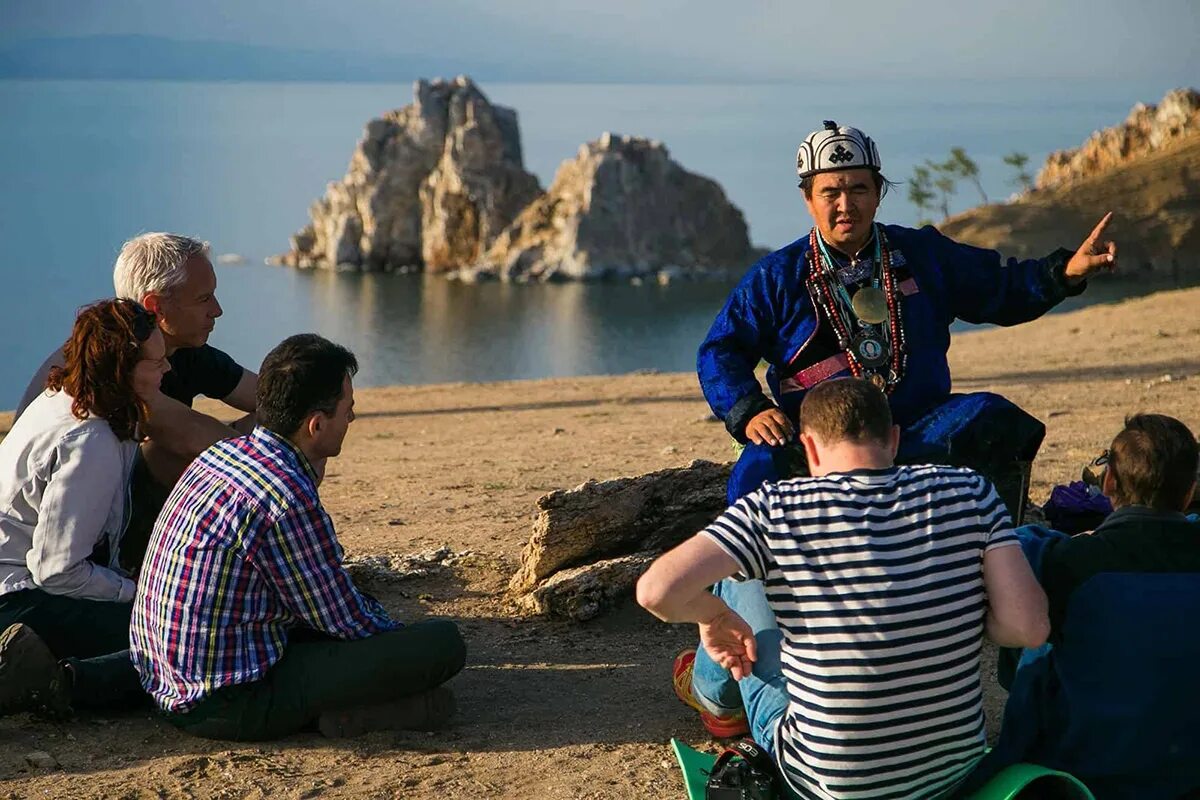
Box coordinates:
[702,465,1017,800]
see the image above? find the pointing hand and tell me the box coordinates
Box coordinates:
[1065,212,1118,283]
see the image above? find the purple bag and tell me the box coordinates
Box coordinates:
[1043,481,1113,534]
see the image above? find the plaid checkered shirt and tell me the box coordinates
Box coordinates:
[130,427,400,713]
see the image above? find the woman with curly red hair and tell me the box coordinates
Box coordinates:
[0,299,169,716]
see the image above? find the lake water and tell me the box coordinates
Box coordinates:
[0,77,1182,408]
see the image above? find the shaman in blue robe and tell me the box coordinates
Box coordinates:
[697,224,1083,504]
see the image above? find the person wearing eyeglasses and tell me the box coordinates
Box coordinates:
[0,299,170,717]
[968,414,1200,799]
[15,233,258,573]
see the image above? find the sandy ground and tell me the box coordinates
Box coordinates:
[2,285,1199,799]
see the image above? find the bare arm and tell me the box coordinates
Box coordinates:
[637,535,741,623]
[637,535,759,679]
[982,543,1050,648]
[222,369,258,435]
[143,390,239,461]
[222,369,258,414]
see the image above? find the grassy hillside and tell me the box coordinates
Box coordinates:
[939,133,1200,278]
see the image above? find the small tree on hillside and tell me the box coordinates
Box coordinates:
[1003,152,1034,192]
[926,159,957,219]
[946,147,988,204]
[908,164,936,226]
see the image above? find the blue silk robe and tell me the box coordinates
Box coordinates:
[697,224,1081,502]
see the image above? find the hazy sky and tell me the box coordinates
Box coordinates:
[4,0,1198,81]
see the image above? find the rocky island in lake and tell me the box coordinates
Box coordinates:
[273,76,759,281]
[275,76,540,274]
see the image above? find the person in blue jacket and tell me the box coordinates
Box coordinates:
[967,413,1200,799]
[698,120,1120,508]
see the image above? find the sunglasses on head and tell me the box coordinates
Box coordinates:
[1081,449,1110,488]
[128,302,157,343]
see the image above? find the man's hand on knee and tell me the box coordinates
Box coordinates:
[745,408,794,447]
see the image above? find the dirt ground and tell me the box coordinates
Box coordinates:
[2,286,1199,799]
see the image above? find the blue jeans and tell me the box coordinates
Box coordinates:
[691,578,788,752]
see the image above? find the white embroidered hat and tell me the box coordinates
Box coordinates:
[796,120,882,179]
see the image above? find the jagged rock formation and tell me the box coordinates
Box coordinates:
[277,82,759,281]
[516,552,658,621]
[509,459,731,595]
[941,133,1200,276]
[275,76,540,272]
[1036,88,1200,190]
[475,133,756,282]
[509,459,732,620]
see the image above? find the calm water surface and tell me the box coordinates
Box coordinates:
[0,77,1181,407]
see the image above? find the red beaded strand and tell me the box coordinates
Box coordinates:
[805,227,907,393]
[807,229,865,378]
[876,228,907,387]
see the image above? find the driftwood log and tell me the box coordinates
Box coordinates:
[509,459,732,620]
[515,552,659,621]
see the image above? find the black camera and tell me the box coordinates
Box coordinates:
[705,739,779,800]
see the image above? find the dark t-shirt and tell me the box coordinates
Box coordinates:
[1041,505,1200,639]
[160,345,244,407]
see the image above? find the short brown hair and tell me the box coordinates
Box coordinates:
[1107,414,1199,510]
[800,378,893,445]
[46,299,155,441]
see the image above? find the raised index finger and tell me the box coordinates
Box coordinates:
[1084,211,1114,244]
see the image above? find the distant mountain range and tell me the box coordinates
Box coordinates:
[0,34,698,84]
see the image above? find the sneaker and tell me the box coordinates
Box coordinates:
[0,624,71,718]
[318,686,456,738]
[672,648,749,738]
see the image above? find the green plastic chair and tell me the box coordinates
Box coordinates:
[670,739,1094,800]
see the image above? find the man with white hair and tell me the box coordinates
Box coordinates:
[698,120,1120,514]
[16,233,257,569]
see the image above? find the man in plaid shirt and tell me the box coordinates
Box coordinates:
[130,334,465,740]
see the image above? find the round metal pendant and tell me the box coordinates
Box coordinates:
[851,287,888,325]
[852,332,890,369]
[868,373,888,391]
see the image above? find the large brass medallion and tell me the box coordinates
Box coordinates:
[851,287,888,325]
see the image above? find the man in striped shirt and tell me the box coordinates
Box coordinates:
[638,378,1048,799]
[130,334,465,740]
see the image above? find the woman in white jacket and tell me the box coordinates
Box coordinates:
[0,298,168,716]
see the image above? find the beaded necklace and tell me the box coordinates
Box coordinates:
[806,224,908,393]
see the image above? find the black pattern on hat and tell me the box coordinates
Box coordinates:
[796,120,882,179]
